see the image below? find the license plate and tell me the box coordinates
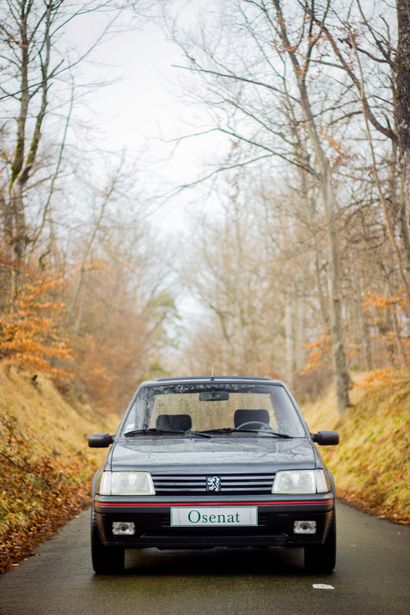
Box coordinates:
[170,506,258,527]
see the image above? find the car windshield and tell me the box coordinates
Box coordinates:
[121,382,306,438]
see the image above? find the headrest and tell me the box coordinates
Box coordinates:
[156,414,192,432]
[234,409,270,428]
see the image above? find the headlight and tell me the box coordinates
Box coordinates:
[272,469,330,494]
[98,471,155,495]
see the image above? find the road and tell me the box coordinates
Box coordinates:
[0,502,409,615]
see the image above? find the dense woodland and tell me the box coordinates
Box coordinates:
[0,0,409,415]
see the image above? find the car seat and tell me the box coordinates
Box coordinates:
[156,414,192,431]
[234,409,270,428]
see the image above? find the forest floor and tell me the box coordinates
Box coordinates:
[0,368,117,574]
[302,372,410,525]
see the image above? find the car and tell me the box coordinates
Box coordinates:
[88,376,339,574]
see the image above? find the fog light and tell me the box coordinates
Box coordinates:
[293,520,317,534]
[112,521,135,536]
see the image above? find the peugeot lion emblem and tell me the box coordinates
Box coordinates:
[206,476,221,493]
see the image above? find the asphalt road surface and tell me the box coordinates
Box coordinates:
[0,502,409,615]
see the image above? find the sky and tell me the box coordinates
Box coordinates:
[64,4,223,237]
[60,3,229,327]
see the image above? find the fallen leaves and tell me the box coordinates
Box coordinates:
[0,413,96,575]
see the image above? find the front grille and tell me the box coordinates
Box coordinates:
[151,473,275,495]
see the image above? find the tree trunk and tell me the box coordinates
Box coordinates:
[284,304,294,387]
[358,273,373,371]
[323,166,351,412]
[396,0,410,281]
[271,0,351,412]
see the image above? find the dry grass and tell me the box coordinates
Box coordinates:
[0,368,119,573]
[302,372,410,525]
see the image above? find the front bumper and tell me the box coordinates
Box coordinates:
[94,495,335,549]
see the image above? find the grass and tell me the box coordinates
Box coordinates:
[302,372,410,525]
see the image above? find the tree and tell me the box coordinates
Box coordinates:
[162,0,409,399]
[0,0,129,298]
[165,0,354,410]
[0,271,72,376]
[296,0,409,310]
[0,1,179,407]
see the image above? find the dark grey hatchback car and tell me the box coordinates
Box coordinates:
[88,376,339,574]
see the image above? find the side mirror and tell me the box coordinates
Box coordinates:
[312,431,339,446]
[88,433,114,448]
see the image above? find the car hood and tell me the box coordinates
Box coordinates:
[109,436,317,472]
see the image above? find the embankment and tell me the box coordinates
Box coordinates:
[0,369,117,573]
[303,373,410,525]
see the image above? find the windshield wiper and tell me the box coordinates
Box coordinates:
[123,428,292,439]
[123,428,212,438]
[197,428,292,438]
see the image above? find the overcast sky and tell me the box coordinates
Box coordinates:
[64,5,223,237]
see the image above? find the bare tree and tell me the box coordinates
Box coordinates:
[0,0,129,298]
[308,0,410,306]
[164,0,357,410]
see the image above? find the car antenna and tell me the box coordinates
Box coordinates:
[210,363,215,381]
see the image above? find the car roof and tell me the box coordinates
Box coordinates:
[140,376,286,387]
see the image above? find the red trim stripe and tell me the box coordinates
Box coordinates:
[95,499,333,508]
